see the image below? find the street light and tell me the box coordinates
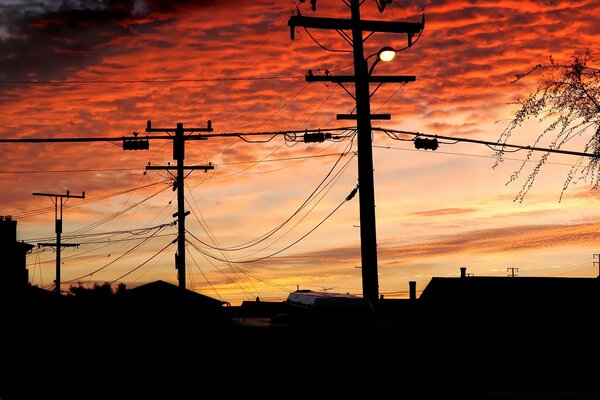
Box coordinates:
[368,46,396,76]
[288,2,422,305]
[377,46,396,62]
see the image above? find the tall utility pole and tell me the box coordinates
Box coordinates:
[289,1,424,304]
[144,121,214,289]
[33,190,85,295]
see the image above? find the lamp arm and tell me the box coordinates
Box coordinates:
[368,57,381,76]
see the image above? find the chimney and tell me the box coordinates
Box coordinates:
[460,267,467,278]
[0,215,17,244]
[409,281,416,300]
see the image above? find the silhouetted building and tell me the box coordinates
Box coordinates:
[418,267,600,333]
[237,297,287,318]
[121,279,224,307]
[0,216,34,293]
[118,280,226,325]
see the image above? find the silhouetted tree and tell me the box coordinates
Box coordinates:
[68,282,114,298]
[116,282,127,296]
[495,51,600,201]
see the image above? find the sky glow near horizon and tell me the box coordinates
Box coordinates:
[1,0,599,304]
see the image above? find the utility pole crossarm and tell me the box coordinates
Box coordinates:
[288,15,424,34]
[32,192,85,199]
[306,74,416,83]
[146,165,214,171]
[37,242,79,248]
[145,120,213,133]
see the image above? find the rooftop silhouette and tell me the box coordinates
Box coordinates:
[2,218,599,397]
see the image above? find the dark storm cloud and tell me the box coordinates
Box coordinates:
[0,0,217,81]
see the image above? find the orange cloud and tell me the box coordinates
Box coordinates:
[2,0,599,304]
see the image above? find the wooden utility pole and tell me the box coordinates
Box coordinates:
[145,121,214,289]
[33,190,85,295]
[288,1,424,304]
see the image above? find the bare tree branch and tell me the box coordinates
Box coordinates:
[495,51,600,202]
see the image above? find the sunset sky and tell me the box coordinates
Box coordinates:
[1,0,599,304]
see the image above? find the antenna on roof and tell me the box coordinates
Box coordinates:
[507,267,519,278]
[594,254,600,278]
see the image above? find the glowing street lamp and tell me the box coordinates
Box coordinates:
[368,46,396,75]
[378,46,396,62]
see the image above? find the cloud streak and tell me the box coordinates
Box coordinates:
[257,218,600,271]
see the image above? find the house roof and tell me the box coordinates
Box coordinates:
[15,241,35,252]
[123,280,224,308]
[419,276,600,307]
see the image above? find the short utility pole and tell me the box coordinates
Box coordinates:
[144,121,214,289]
[33,190,85,295]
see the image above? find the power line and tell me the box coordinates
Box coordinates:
[155,17,287,123]
[13,181,169,219]
[62,223,174,284]
[0,127,354,144]
[188,242,257,301]
[377,127,600,159]
[0,76,304,85]
[372,145,585,167]
[189,184,357,264]
[185,187,261,299]
[186,240,292,293]
[27,222,175,243]
[0,167,142,174]
[231,151,357,259]
[250,82,311,132]
[187,241,225,302]
[217,151,349,165]
[108,239,176,284]
[29,233,175,266]
[188,147,355,252]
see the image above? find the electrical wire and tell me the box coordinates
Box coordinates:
[213,142,344,177]
[372,82,406,113]
[215,151,350,166]
[190,183,357,264]
[66,184,171,237]
[250,81,311,132]
[186,240,292,293]
[27,222,175,243]
[234,151,357,259]
[192,144,355,252]
[13,180,169,219]
[0,76,304,85]
[76,233,174,245]
[108,239,176,284]
[188,248,225,302]
[0,167,143,174]
[189,243,257,300]
[372,145,589,167]
[62,224,174,283]
[185,188,260,299]
[156,18,289,124]
[303,27,353,53]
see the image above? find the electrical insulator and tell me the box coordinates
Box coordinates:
[303,132,332,143]
[414,137,438,151]
[123,138,150,151]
